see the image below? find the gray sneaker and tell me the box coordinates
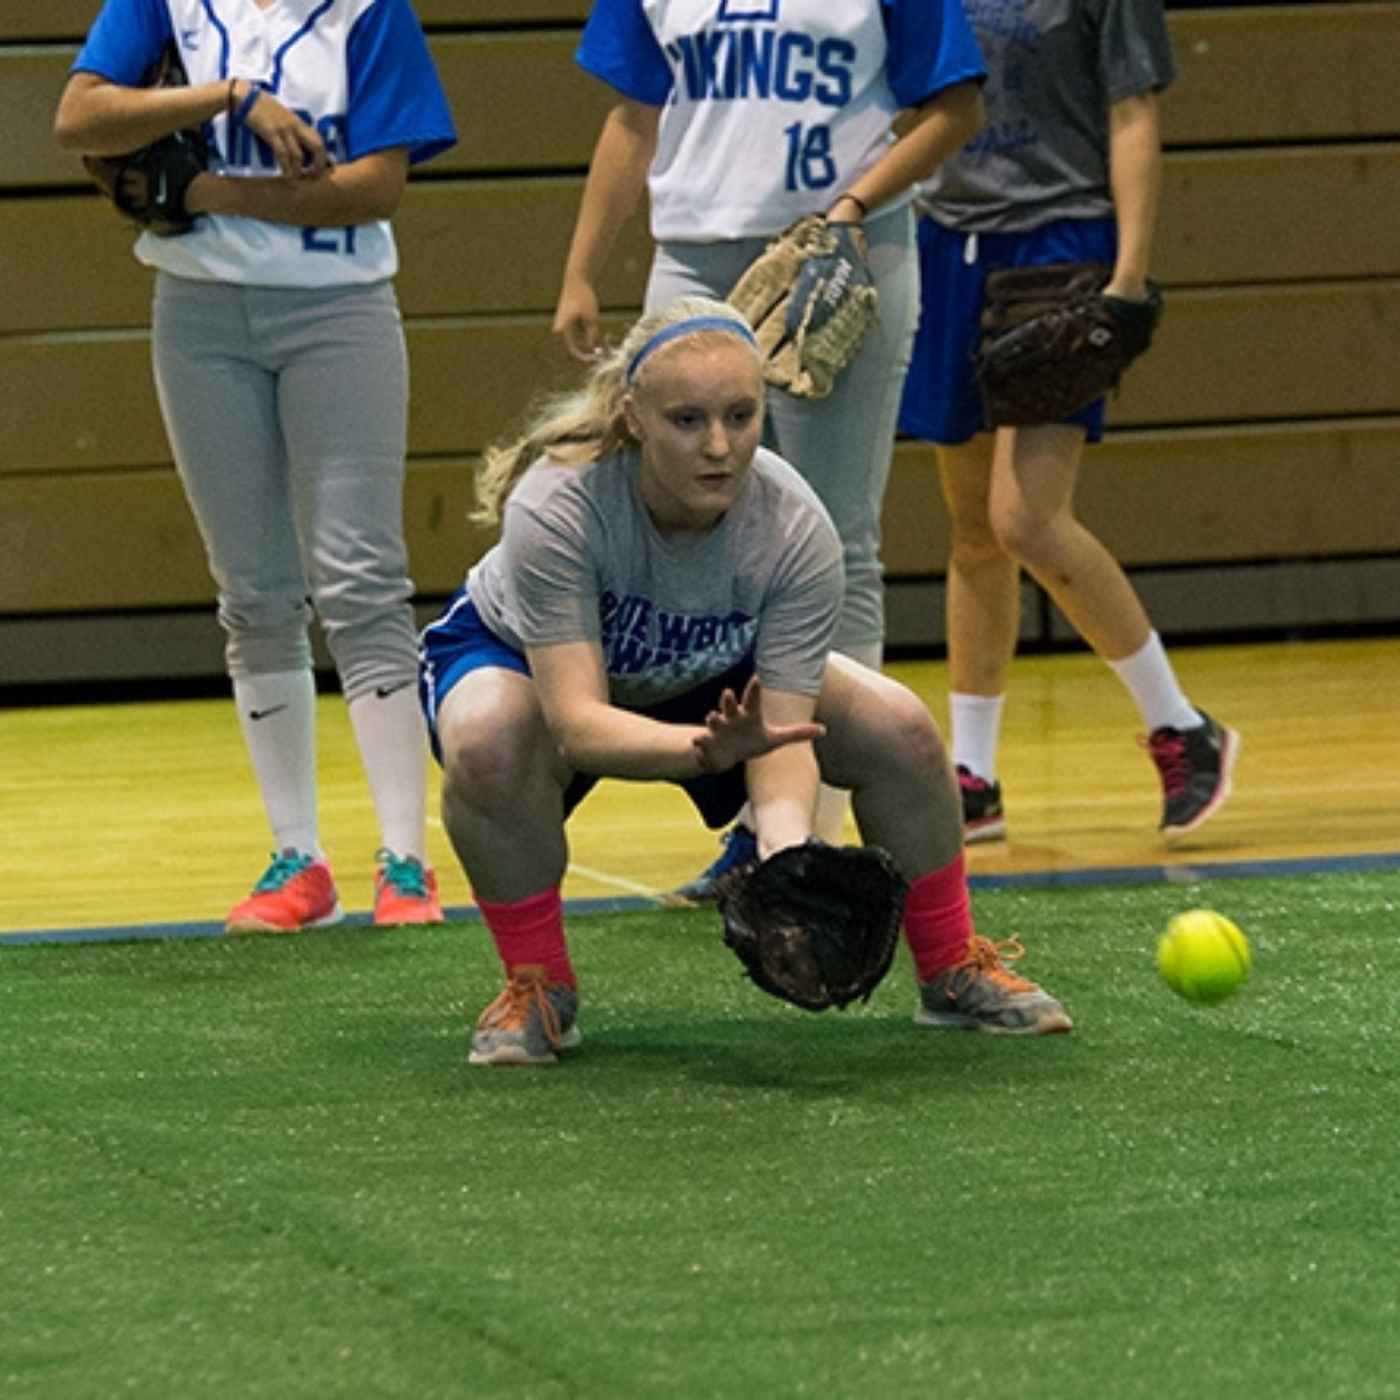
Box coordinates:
[915,937,1073,1036]
[469,965,582,1067]
[1145,712,1240,838]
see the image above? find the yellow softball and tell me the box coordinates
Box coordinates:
[1157,909,1251,1006]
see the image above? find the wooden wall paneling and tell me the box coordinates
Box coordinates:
[8,288,1395,481]
[0,470,210,613]
[4,2,1399,670]
[10,141,1395,337]
[0,48,77,188]
[403,458,497,592]
[2,3,100,42]
[9,419,1397,621]
[1110,280,1400,427]
[882,419,1400,578]
[414,0,591,26]
[12,6,1400,189]
[392,177,649,316]
[0,458,495,615]
[0,0,592,46]
[1155,144,1400,287]
[0,177,650,335]
[1164,4,1400,146]
[411,32,611,175]
[0,200,155,334]
[1073,420,1400,566]
[0,333,169,475]
[2,31,609,189]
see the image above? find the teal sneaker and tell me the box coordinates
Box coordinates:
[226,849,342,934]
[373,849,445,926]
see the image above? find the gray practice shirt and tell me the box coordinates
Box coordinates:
[467,446,846,709]
[918,0,1176,233]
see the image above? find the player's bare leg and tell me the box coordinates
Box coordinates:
[436,668,569,902]
[437,668,581,1066]
[936,436,1019,841]
[991,423,1152,662]
[815,654,1072,1034]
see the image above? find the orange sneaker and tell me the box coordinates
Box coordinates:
[469,966,581,1067]
[916,936,1072,1035]
[226,851,341,934]
[373,849,445,926]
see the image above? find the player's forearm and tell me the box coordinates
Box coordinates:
[561,101,657,286]
[552,707,715,783]
[746,747,821,858]
[55,72,229,155]
[186,151,409,227]
[839,80,984,217]
[1107,91,1163,296]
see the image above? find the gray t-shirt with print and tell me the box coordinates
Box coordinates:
[467,446,845,709]
[919,0,1176,233]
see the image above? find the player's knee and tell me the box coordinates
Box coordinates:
[218,594,313,674]
[439,711,535,814]
[989,502,1058,570]
[860,685,946,783]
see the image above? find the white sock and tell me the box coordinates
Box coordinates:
[233,670,320,856]
[348,683,430,863]
[949,693,1005,782]
[1108,633,1202,733]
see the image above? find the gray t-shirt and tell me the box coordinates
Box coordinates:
[918,0,1176,233]
[468,446,845,709]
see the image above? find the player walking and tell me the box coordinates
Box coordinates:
[897,0,1239,844]
[55,0,457,930]
[553,0,987,895]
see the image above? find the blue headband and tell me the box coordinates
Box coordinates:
[625,315,759,383]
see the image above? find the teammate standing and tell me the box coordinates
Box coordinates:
[55,0,456,930]
[552,0,986,896]
[421,297,1072,1066]
[897,0,1238,844]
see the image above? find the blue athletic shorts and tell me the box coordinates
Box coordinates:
[898,216,1118,447]
[419,587,753,829]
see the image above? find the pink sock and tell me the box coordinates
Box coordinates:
[475,888,576,988]
[902,854,976,983]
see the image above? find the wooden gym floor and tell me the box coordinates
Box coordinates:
[1,636,1397,941]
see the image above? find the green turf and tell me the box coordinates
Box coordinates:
[4,873,1400,1398]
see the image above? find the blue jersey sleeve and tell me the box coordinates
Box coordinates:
[70,0,173,83]
[575,0,673,106]
[346,0,458,166]
[882,0,986,109]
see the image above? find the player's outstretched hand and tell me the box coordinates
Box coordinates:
[692,676,825,774]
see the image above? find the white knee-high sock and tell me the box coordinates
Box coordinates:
[233,669,320,856]
[347,684,430,863]
[948,692,1006,782]
[1108,633,1202,733]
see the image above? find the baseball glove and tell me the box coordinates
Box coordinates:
[719,840,907,1012]
[974,262,1163,427]
[83,44,208,238]
[728,214,880,400]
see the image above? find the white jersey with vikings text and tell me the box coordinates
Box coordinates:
[71,0,455,286]
[577,0,984,240]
